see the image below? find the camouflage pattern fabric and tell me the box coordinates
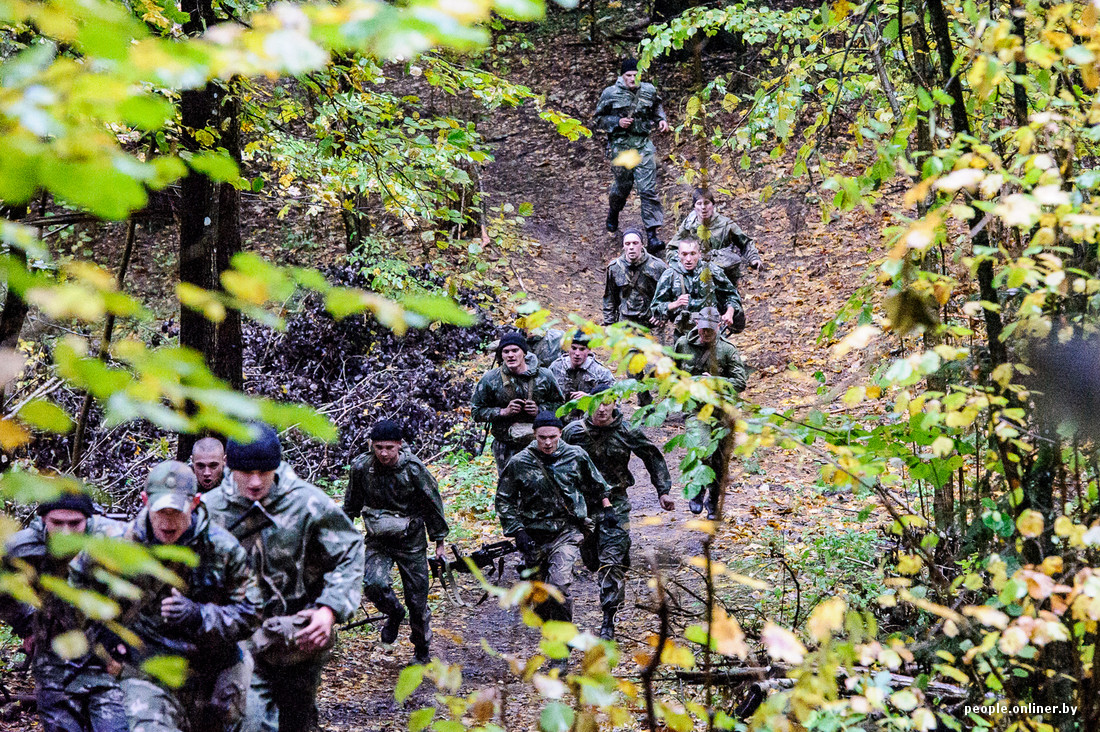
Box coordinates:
[670,211,761,283]
[609,146,663,230]
[344,450,447,654]
[121,652,252,732]
[471,353,565,472]
[603,253,667,325]
[594,79,667,230]
[1,516,128,732]
[495,442,609,538]
[243,658,324,732]
[520,527,584,622]
[550,353,614,422]
[528,329,565,368]
[649,261,742,338]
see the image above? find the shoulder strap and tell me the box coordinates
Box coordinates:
[533,455,585,528]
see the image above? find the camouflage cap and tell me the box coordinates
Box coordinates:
[695,306,721,331]
[146,460,197,513]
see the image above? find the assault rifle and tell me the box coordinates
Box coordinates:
[429,540,518,606]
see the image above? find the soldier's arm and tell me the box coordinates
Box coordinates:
[592,363,615,393]
[471,375,509,424]
[721,350,749,393]
[495,466,523,537]
[343,460,366,520]
[603,267,620,325]
[594,91,623,133]
[730,223,762,266]
[649,273,673,320]
[627,428,673,497]
[414,464,449,542]
[714,269,743,316]
[196,534,262,644]
[581,452,612,504]
[309,504,366,622]
[540,370,566,415]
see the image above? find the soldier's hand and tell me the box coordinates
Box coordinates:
[523,400,539,416]
[751,260,763,271]
[649,316,662,327]
[659,495,675,511]
[669,294,689,310]
[296,606,335,651]
[502,399,525,416]
[514,529,536,555]
[435,541,447,561]
[658,120,670,133]
[618,117,634,128]
[721,308,735,327]
[161,589,202,630]
[569,391,588,401]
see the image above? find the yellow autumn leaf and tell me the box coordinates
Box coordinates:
[0,418,31,450]
[931,436,954,457]
[761,622,806,664]
[1017,509,1044,538]
[897,554,923,575]
[808,596,845,642]
[611,149,642,170]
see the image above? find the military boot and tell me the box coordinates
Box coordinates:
[599,611,616,641]
[413,645,431,665]
[688,490,705,515]
[706,490,721,522]
[646,226,664,255]
[381,606,406,644]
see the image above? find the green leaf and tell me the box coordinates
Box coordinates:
[142,655,189,688]
[185,151,240,182]
[17,399,74,434]
[395,664,424,703]
[409,708,436,732]
[118,94,176,130]
[51,629,89,659]
[401,293,475,326]
[540,702,574,732]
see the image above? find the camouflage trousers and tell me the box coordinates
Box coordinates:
[609,143,664,230]
[595,496,632,614]
[35,661,127,732]
[522,527,583,622]
[686,415,737,514]
[122,652,252,732]
[363,537,431,653]
[244,657,324,732]
[491,438,529,474]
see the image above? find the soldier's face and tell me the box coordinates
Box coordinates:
[623,235,644,261]
[43,509,87,536]
[501,345,526,371]
[568,344,589,367]
[372,440,402,467]
[535,426,561,454]
[622,71,638,88]
[698,328,717,345]
[233,469,277,502]
[679,245,700,270]
[592,403,616,426]
[192,449,226,491]
[148,506,194,545]
[694,197,715,221]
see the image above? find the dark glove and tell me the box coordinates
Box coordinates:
[514,529,536,555]
[730,309,747,334]
[161,593,202,631]
[599,507,620,530]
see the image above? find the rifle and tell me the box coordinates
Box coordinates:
[429,540,518,606]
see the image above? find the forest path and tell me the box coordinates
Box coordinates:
[315,28,886,732]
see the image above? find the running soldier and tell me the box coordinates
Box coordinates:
[595,58,670,254]
[549,332,614,422]
[650,239,743,340]
[671,189,762,285]
[119,460,260,732]
[674,307,748,520]
[562,396,673,639]
[0,493,128,732]
[471,333,566,473]
[344,420,448,665]
[204,423,365,732]
[191,437,227,493]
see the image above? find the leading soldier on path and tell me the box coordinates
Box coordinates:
[562,396,673,639]
[595,58,670,254]
[0,494,128,732]
[204,424,365,732]
[119,460,260,732]
[650,239,743,341]
[674,308,748,520]
[549,333,614,422]
[472,333,566,473]
[344,420,448,665]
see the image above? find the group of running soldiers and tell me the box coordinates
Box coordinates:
[0,57,761,732]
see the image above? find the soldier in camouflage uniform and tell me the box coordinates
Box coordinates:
[670,189,762,285]
[562,396,674,639]
[650,239,744,340]
[528,327,565,368]
[344,420,448,665]
[204,423,365,732]
[118,460,261,732]
[496,412,612,626]
[0,493,128,732]
[674,308,748,520]
[549,332,614,422]
[594,58,670,254]
[472,332,566,473]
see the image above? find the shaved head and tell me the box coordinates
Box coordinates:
[191,437,226,492]
[192,437,225,458]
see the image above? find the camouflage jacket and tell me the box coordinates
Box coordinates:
[204,462,365,623]
[603,253,667,325]
[496,443,611,537]
[124,504,261,669]
[672,212,760,267]
[674,330,748,392]
[1,515,125,685]
[344,450,449,544]
[528,329,565,368]
[471,353,566,447]
[561,410,672,499]
[594,78,667,156]
[549,354,614,398]
[649,261,743,333]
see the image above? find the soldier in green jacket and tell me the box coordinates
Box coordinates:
[549,332,614,422]
[670,189,762,285]
[0,494,128,732]
[496,412,612,626]
[204,424,365,732]
[472,332,566,473]
[603,229,667,328]
[562,397,673,639]
[118,460,261,732]
[344,420,448,665]
[650,239,744,339]
[674,308,748,520]
[594,58,670,254]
